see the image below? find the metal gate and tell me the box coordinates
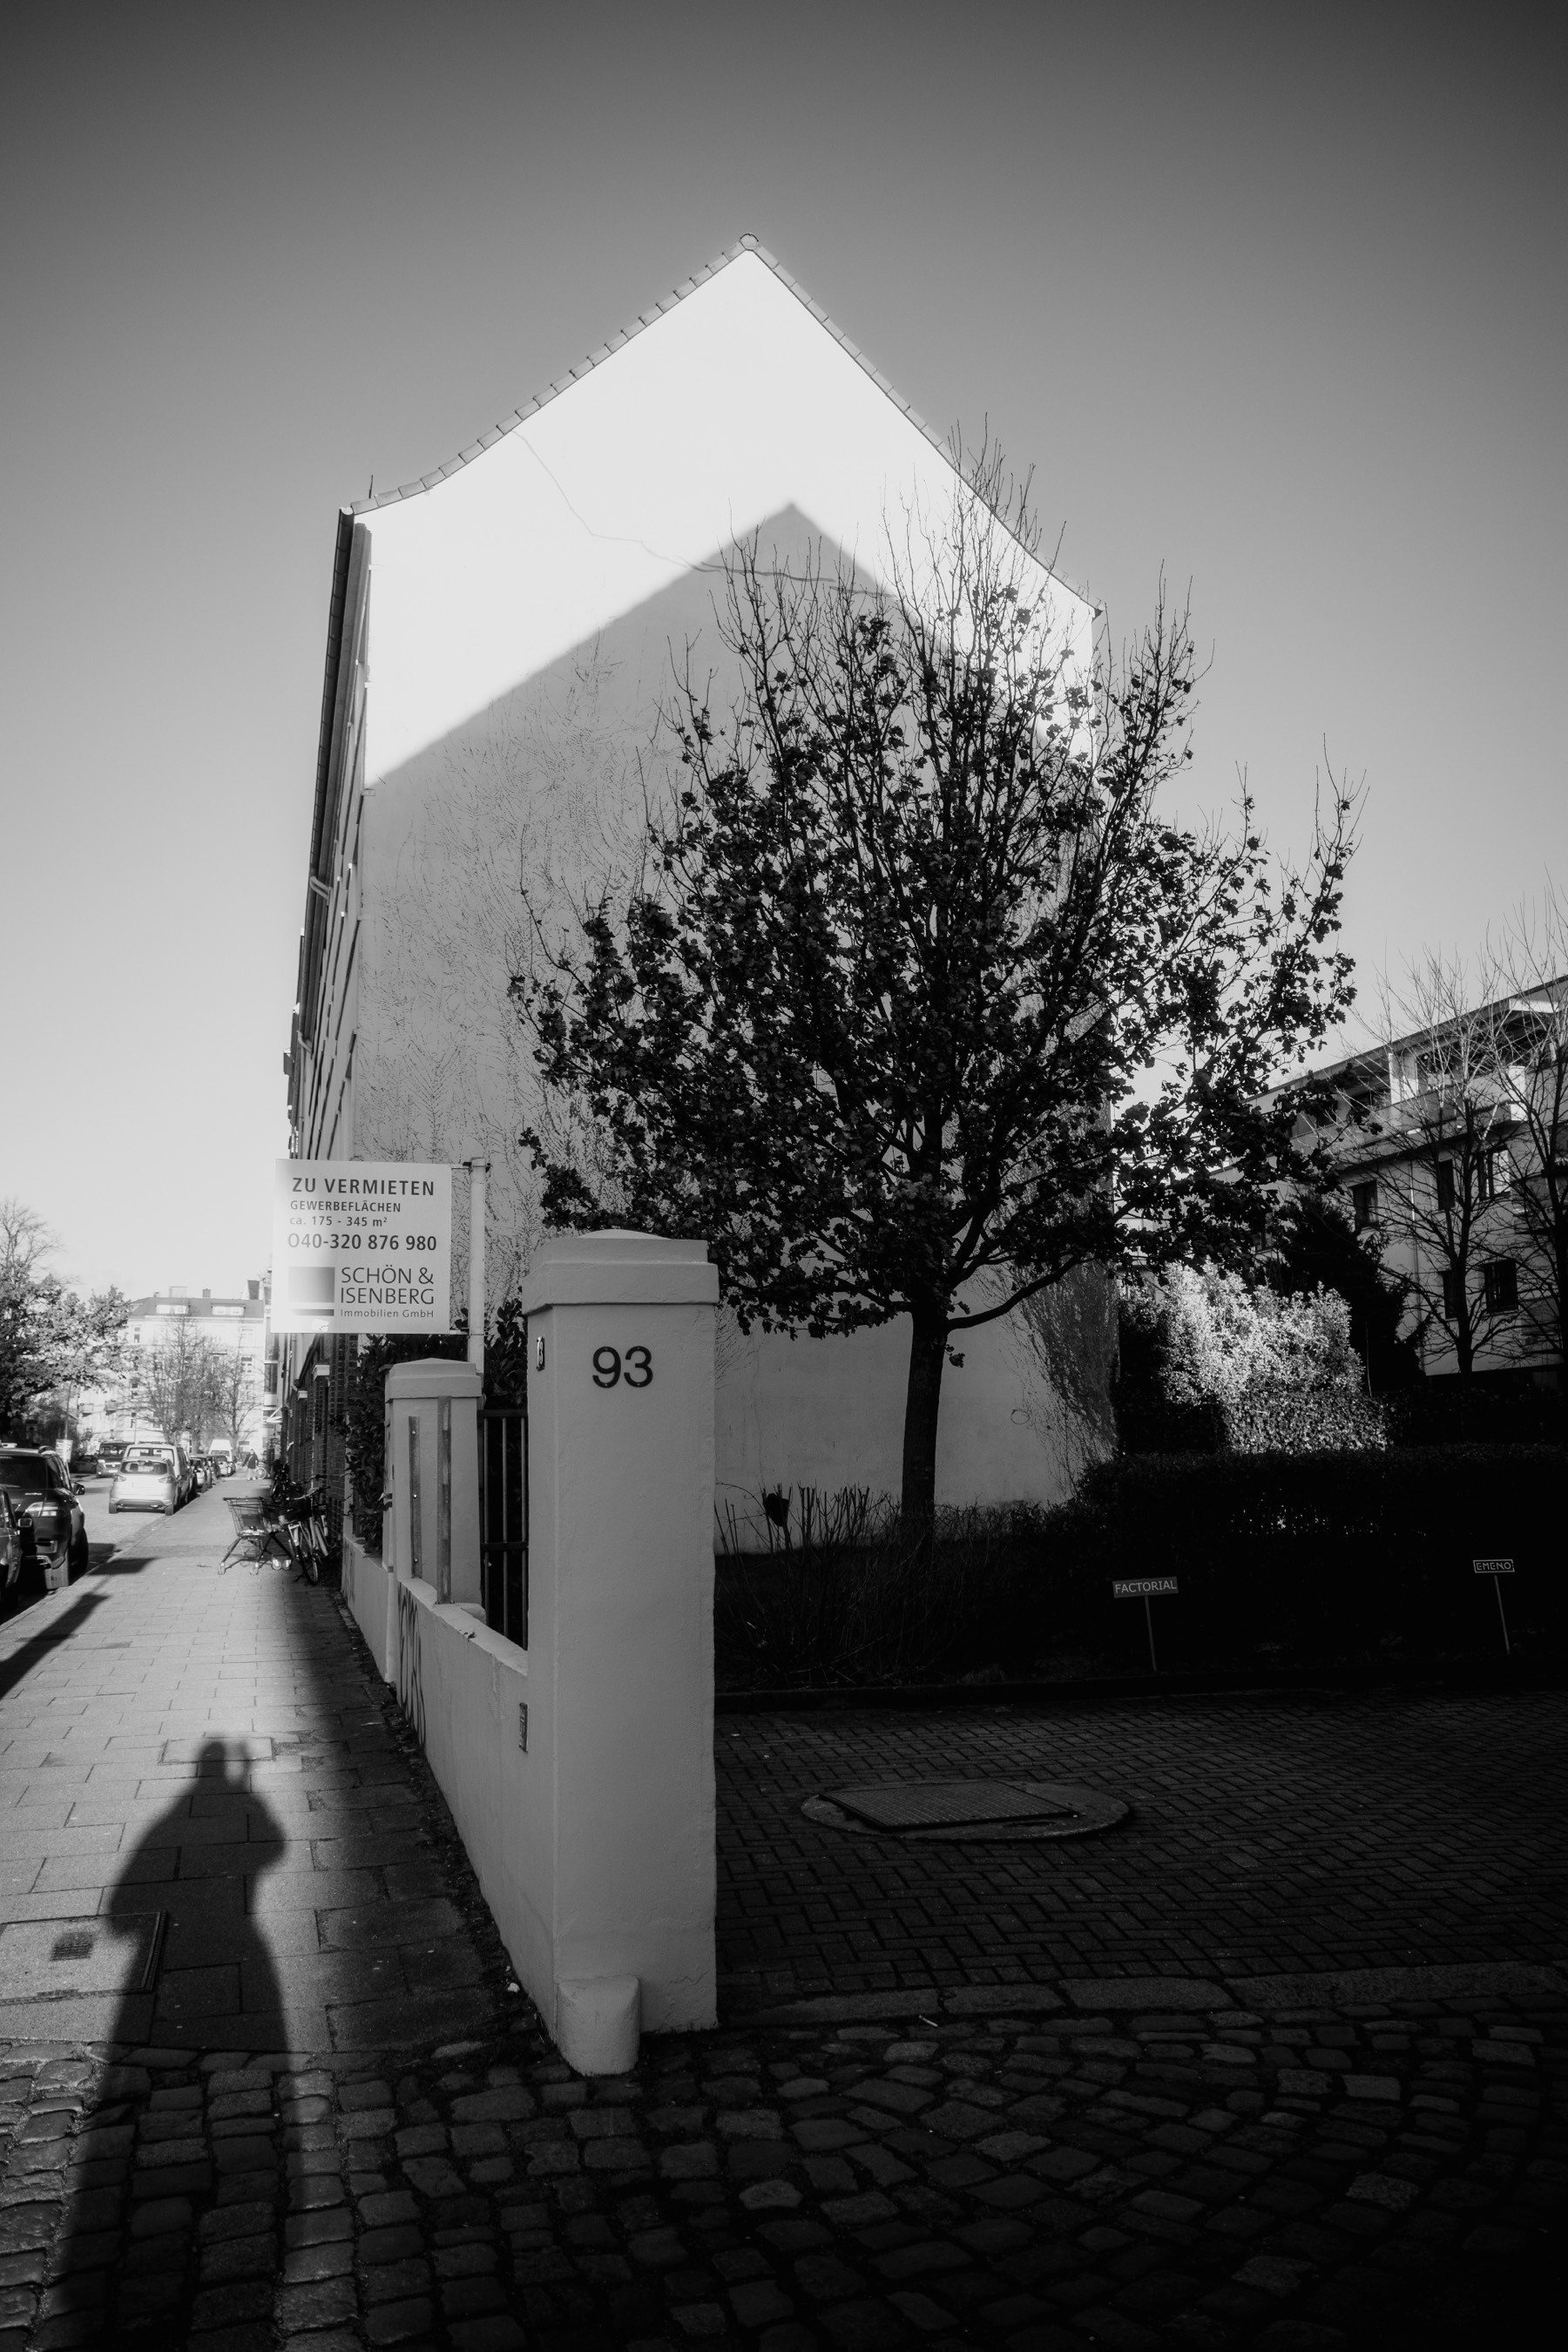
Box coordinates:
[479,1402,528,1647]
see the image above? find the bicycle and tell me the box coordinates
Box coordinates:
[267,1473,333,1584]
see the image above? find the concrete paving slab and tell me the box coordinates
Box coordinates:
[0,1992,153,2042]
[0,1891,110,1927]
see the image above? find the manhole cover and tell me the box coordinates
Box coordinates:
[803,1778,1127,1842]
[833,1780,1074,1831]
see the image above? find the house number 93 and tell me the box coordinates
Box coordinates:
[592,1345,652,1389]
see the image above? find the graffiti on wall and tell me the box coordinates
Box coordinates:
[395,1579,426,1749]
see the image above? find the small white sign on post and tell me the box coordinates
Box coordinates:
[1473,1558,1516,1657]
[271,1160,453,1335]
[1113,1574,1179,1673]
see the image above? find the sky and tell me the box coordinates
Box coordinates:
[2,0,1564,1300]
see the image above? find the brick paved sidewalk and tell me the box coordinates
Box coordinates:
[1,1495,1563,2349]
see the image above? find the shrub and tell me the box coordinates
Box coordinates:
[1382,1376,1565,1449]
[1220,1382,1386,1453]
[1035,1443,1566,1670]
[714,1449,1566,1687]
[714,1490,1046,1688]
[1118,1262,1373,1454]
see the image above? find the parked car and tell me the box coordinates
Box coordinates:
[111,1443,181,1516]
[0,1491,23,1606]
[0,1448,89,1582]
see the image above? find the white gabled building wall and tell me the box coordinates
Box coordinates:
[287,243,1105,1532]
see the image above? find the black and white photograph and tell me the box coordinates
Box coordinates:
[1,5,1564,2346]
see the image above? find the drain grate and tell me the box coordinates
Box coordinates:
[0,1910,164,1999]
[804,1777,1128,1843]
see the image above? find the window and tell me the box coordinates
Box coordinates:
[1351,1179,1378,1231]
[1484,1260,1517,1313]
[1436,1161,1455,1213]
[1442,1269,1464,1320]
[1477,1149,1500,1204]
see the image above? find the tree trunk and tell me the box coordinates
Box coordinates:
[900,1304,949,1525]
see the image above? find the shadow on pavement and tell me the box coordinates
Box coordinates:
[39,1739,288,2349]
[0,1592,108,1702]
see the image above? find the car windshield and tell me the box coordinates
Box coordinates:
[0,1456,51,1493]
[123,1453,172,1476]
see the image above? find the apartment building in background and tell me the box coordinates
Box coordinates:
[282,240,1111,1537]
[107,1281,273,1454]
[1294,977,1568,1385]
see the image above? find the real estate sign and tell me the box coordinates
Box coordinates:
[272,1161,453,1335]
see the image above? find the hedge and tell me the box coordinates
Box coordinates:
[713,1444,1567,1687]
[1030,1443,1566,1671]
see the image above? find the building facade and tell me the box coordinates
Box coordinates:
[1294,980,1568,1385]
[283,240,1108,1535]
[112,1281,273,1453]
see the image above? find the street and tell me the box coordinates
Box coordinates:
[0,1496,1563,2349]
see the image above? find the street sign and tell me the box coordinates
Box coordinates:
[1112,1575,1178,1671]
[271,1160,453,1335]
[1473,1558,1517,1655]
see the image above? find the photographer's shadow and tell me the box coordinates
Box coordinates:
[44,1739,290,2345]
[114,1735,287,2036]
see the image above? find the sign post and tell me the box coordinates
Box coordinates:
[1113,1575,1179,1673]
[271,1160,453,1335]
[1473,1558,1515,1657]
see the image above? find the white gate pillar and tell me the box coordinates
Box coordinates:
[384,1358,483,1612]
[519,1229,719,2072]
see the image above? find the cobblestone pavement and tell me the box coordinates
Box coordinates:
[0,1492,1563,2350]
[714,1689,1568,2007]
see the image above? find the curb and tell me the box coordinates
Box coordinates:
[714,1659,1568,1713]
[730,1958,1568,2027]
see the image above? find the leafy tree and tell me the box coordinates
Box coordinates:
[1,1200,60,1436]
[0,1199,126,1438]
[515,468,1357,1518]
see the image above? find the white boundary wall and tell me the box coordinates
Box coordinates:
[344,1229,719,2073]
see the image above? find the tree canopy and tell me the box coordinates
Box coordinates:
[0,1198,125,1441]
[515,469,1357,1516]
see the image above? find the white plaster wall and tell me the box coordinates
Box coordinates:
[382,1576,555,2025]
[359,252,1092,787]
[341,249,1108,1525]
[341,1532,392,1680]
[716,1309,1080,1540]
